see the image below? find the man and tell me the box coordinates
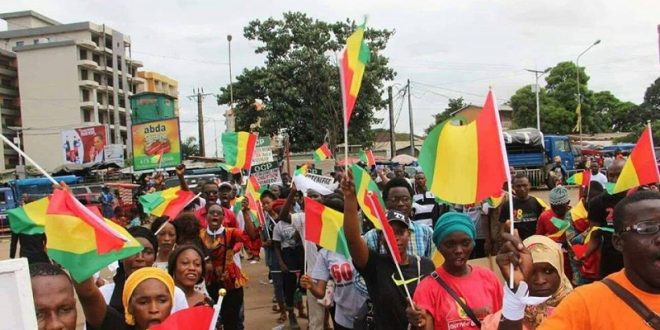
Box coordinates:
[536,185,572,242]
[536,191,660,329]
[590,162,608,186]
[499,173,547,240]
[100,185,114,218]
[411,171,444,228]
[30,262,77,330]
[363,177,434,258]
[588,159,626,278]
[194,181,237,228]
[280,172,291,198]
[550,156,568,183]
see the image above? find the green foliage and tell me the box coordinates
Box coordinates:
[615,78,660,144]
[217,12,395,152]
[181,136,200,158]
[424,97,467,134]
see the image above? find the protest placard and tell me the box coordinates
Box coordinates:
[252,136,273,165]
[251,160,282,186]
[0,258,38,329]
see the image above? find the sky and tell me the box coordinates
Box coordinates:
[2,0,659,155]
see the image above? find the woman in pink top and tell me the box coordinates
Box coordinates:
[407,212,503,330]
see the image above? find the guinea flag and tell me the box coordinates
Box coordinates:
[304,197,350,259]
[359,148,376,166]
[567,170,591,185]
[46,189,142,283]
[222,131,258,170]
[339,19,371,126]
[139,187,195,220]
[7,196,49,235]
[351,164,402,264]
[419,90,509,204]
[149,305,220,330]
[613,126,660,193]
[313,143,333,161]
[294,164,309,177]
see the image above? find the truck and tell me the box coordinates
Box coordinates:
[504,128,575,189]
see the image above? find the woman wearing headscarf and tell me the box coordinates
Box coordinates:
[485,232,573,330]
[75,267,175,330]
[407,212,503,330]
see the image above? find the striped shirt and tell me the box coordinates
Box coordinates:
[363,221,433,258]
[412,191,438,227]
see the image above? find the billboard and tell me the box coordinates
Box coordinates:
[131,118,182,171]
[60,125,109,164]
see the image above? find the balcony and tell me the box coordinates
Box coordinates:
[127,59,143,68]
[0,86,18,97]
[0,107,20,117]
[78,59,99,70]
[79,80,99,88]
[133,76,146,85]
[80,101,100,109]
[77,40,97,50]
[0,66,17,78]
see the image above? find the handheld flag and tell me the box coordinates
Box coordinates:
[567,170,591,185]
[149,305,219,330]
[7,196,49,235]
[294,164,309,176]
[419,90,508,204]
[359,148,376,166]
[304,197,350,259]
[613,126,660,193]
[313,143,333,161]
[246,175,262,199]
[222,132,258,170]
[139,187,196,220]
[339,20,371,126]
[351,164,402,263]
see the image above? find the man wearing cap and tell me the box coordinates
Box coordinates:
[195,181,237,228]
[342,174,435,330]
[536,186,573,243]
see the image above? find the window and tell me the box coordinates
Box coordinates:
[80,69,88,80]
[15,41,24,47]
[33,39,39,44]
[554,140,570,153]
[79,49,87,60]
[82,109,91,122]
[82,89,90,102]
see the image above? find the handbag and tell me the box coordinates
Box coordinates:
[430,271,481,327]
[602,278,660,329]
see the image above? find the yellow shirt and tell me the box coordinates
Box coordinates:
[538,270,660,329]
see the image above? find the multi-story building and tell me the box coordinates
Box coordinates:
[136,71,179,116]
[0,48,20,170]
[0,10,144,170]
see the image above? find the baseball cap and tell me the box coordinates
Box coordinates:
[386,210,410,228]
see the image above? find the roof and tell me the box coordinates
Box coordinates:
[0,10,61,26]
[0,21,92,39]
[13,39,76,52]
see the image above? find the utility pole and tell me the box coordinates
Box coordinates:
[388,86,396,159]
[187,88,212,157]
[407,79,415,156]
[524,68,551,132]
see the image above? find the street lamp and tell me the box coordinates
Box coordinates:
[576,39,601,144]
[227,34,234,108]
[525,67,552,132]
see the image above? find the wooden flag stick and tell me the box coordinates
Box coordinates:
[0,134,58,186]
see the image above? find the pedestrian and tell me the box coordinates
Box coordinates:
[195,181,237,228]
[589,162,608,186]
[259,190,287,322]
[167,244,213,307]
[100,186,115,218]
[499,173,547,240]
[342,173,435,329]
[407,212,503,330]
[412,171,446,228]
[151,216,177,270]
[29,262,77,330]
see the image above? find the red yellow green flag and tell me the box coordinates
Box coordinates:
[246,175,261,199]
[46,189,142,282]
[149,305,219,330]
[339,20,371,126]
[139,187,195,220]
[351,164,402,263]
[222,132,258,170]
[567,170,591,185]
[304,197,350,259]
[419,90,508,204]
[294,164,309,176]
[7,197,49,235]
[359,148,376,166]
[313,143,333,161]
[613,126,660,193]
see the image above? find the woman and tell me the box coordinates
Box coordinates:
[200,203,257,330]
[98,226,188,321]
[151,216,177,270]
[76,267,175,330]
[173,212,202,247]
[407,212,503,330]
[261,190,288,323]
[167,244,213,307]
[488,232,573,330]
[342,173,435,330]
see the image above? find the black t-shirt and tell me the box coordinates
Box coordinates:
[92,305,135,330]
[499,196,545,240]
[355,250,434,329]
[588,191,626,278]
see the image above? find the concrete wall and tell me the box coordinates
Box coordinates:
[17,44,79,170]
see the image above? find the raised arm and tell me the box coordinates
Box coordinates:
[341,172,370,270]
[73,277,108,328]
[241,201,258,240]
[175,164,189,191]
[278,183,297,220]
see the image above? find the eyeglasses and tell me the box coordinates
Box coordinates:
[620,220,659,235]
[387,196,411,204]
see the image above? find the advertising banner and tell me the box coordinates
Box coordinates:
[132,118,182,171]
[251,161,282,186]
[104,144,125,166]
[60,125,109,164]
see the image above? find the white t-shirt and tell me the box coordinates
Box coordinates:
[590,172,608,187]
[99,282,189,313]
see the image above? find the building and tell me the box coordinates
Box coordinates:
[0,48,19,170]
[136,71,179,116]
[0,10,144,170]
[450,103,513,129]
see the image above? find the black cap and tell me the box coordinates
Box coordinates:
[386,209,410,228]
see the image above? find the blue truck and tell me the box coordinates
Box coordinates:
[504,128,575,189]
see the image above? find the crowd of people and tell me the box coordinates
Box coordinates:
[10,160,660,330]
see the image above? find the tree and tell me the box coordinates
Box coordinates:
[615,77,660,143]
[181,136,200,158]
[509,85,575,133]
[217,12,395,152]
[424,97,467,134]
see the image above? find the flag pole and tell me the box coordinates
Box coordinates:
[338,52,349,172]
[0,134,58,186]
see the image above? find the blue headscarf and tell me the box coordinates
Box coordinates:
[433,212,476,249]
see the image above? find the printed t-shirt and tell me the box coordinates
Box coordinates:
[272,220,301,249]
[355,249,434,329]
[311,249,367,329]
[538,270,660,330]
[588,191,626,278]
[413,266,503,330]
[499,196,546,240]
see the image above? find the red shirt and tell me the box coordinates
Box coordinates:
[536,209,569,242]
[194,207,237,229]
[413,266,503,330]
